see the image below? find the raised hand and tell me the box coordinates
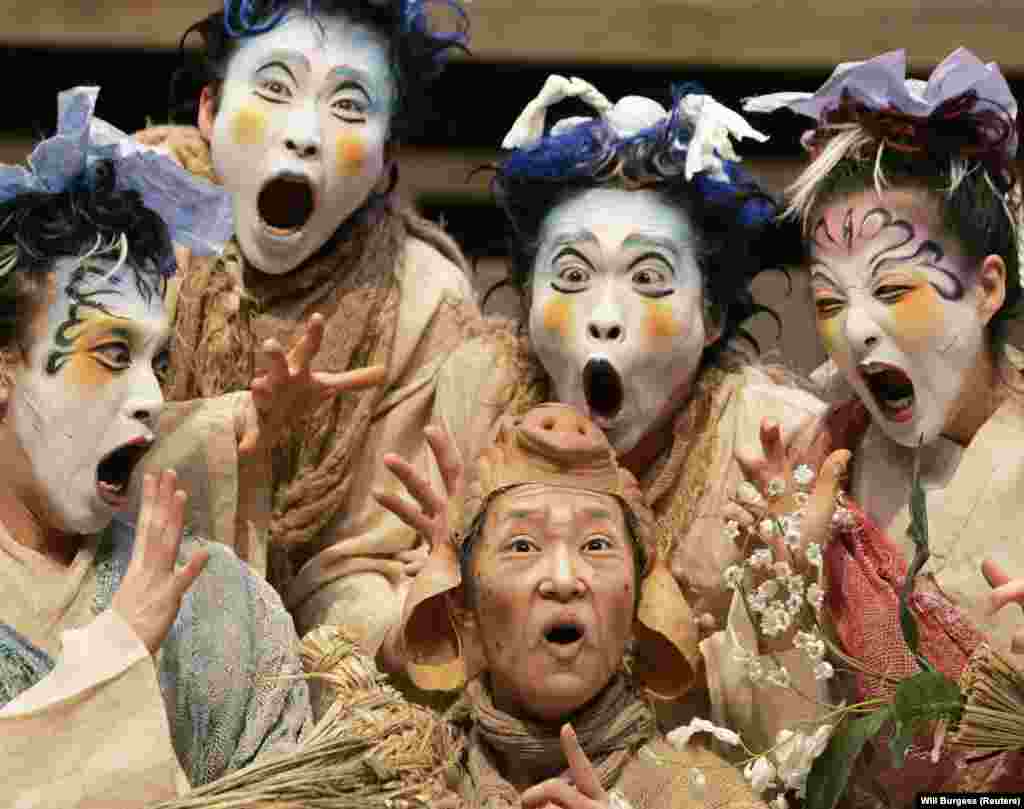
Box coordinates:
[110,470,209,655]
[982,558,1024,654]
[373,425,464,557]
[733,418,850,573]
[238,312,387,455]
[521,724,609,809]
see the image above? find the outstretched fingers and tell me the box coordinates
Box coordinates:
[425,424,463,500]
[313,364,388,401]
[983,558,1024,616]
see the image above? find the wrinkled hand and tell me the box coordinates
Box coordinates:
[374,425,464,556]
[110,470,209,655]
[982,558,1024,654]
[732,418,851,573]
[521,725,609,809]
[239,313,387,455]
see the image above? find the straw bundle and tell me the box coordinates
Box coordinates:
[949,643,1024,753]
[148,626,466,809]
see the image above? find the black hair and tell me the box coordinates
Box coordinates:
[0,160,172,353]
[169,0,469,143]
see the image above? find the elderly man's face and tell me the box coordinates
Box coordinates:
[467,484,636,722]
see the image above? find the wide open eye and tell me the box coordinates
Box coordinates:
[583,535,613,552]
[330,94,368,123]
[630,264,673,298]
[505,536,538,553]
[92,342,131,370]
[255,78,292,104]
[551,255,591,294]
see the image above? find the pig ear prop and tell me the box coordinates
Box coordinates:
[400,536,468,691]
[632,558,702,700]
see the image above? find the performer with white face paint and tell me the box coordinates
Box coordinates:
[379,77,829,749]
[742,49,1024,800]
[133,0,483,680]
[0,88,321,807]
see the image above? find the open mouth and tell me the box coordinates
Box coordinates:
[545,623,584,645]
[257,174,315,235]
[860,362,915,423]
[96,439,152,506]
[583,358,624,423]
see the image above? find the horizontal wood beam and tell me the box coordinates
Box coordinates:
[3,1,1023,71]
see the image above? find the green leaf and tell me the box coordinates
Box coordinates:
[805,707,892,809]
[900,442,934,672]
[889,671,962,767]
[893,670,962,726]
[889,720,913,768]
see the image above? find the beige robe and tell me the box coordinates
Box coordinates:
[139,233,490,665]
[0,520,310,807]
[850,395,1024,658]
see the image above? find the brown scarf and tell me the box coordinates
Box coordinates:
[453,674,657,809]
[167,198,404,566]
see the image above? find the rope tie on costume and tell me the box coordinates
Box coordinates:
[458,675,656,809]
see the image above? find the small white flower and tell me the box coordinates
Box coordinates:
[687,767,707,800]
[749,548,774,570]
[723,520,741,542]
[806,582,825,609]
[771,794,789,809]
[609,790,635,809]
[766,478,786,498]
[786,590,805,616]
[765,664,791,689]
[743,756,777,795]
[783,524,803,550]
[761,604,793,637]
[804,543,823,569]
[667,717,744,751]
[793,464,815,488]
[757,579,780,599]
[748,591,769,614]
[747,656,765,683]
[785,574,805,595]
[724,564,744,590]
[759,518,778,540]
[814,660,835,680]
[808,724,833,759]
[832,507,856,529]
[737,481,765,506]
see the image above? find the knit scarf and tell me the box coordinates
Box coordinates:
[167,197,404,564]
[454,674,657,809]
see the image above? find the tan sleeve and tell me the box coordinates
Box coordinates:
[0,610,185,807]
[133,391,270,574]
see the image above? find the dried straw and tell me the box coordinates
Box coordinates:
[949,643,1024,753]
[147,626,466,809]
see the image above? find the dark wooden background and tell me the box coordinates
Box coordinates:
[5,0,1022,372]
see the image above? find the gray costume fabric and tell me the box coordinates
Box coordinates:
[0,518,312,786]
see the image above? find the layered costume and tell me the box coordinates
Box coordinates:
[0,87,310,807]
[131,0,493,663]
[745,49,1024,804]
[402,403,767,809]
[442,78,829,750]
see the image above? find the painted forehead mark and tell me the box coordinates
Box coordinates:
[254,49,312,75]
[621,233,682,262]
[547,229,600,252]
[811,207,965,300]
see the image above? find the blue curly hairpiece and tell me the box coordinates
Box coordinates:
[223,0,469,54]
[497,82,775,229]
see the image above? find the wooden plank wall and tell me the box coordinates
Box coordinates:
[3,0,1023,370]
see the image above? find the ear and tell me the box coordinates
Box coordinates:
[976,254,1007,326]
[197,84,218,141]
[703,301,726,347]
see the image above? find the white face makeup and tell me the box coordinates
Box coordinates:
[206,11,395,275]
[529,188,711,454]
[9,256,169,535]
[471,485,636,722]
[810,190,989,447]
